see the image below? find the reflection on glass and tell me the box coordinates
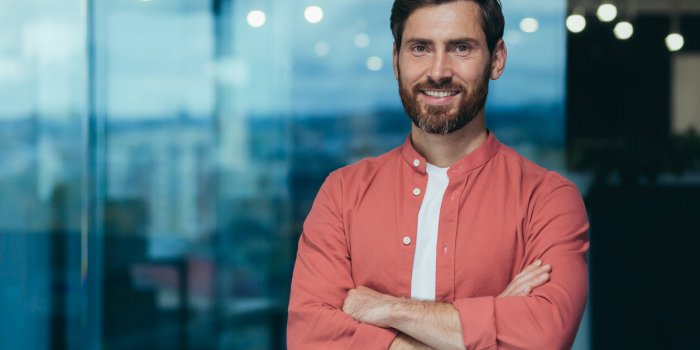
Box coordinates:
[0,0,569,349]
[0,0,86,349]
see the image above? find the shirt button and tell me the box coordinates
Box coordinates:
[413,159,420,167]
[412,188,421,196]
[402,236,412,245]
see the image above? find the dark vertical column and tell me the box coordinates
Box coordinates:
[83,0,107,348]
[211,0,233,349]
[567,15,672,182]
[49,185,69,350]
[567,10,700,349]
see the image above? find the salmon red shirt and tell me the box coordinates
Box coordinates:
[288,132,590,349]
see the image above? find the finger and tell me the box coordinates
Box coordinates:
[513,266,550,289]
[498,285,513,297]
[505,268,551,297]
[500,263,550,298]
[500,262,543,297]
[499,279,520,297]
[512,264,551,286]
[513,259,542,279]
[528,272,550,291]
[513,272,550,296]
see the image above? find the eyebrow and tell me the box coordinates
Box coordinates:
[404,37,480,46]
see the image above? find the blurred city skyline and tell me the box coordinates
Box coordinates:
[1,0,566,120]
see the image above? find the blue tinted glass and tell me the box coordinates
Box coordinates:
[0,0,571,349]
[0,1,86,349]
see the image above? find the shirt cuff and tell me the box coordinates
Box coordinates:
[348,322,398,349]
[453,296,497,350]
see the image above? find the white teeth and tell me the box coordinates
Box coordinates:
[424,90,458,98]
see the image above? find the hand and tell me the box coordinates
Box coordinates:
[342,286,399,328]
[389,332,434,350]
[498,259,551,297]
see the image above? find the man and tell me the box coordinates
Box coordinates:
[287,0,590,349]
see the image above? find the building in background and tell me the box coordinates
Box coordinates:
[7,0,695,349]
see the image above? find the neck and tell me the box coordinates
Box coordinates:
[410,112,487,168]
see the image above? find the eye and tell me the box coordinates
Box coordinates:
[411,45,428,54]
[455,44,471,53]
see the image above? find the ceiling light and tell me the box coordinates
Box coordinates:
[520,18,539,33]
[614,21,634,40]
[597,3,618,22]
[566,14,587,33]
[304,6,324,24]
[667,2,684,53]
[666,33,685,52]
[246,10,266,28]
[366,56,383,71]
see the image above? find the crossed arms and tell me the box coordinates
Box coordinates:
[287,173,590,349]
[342,260,552,350]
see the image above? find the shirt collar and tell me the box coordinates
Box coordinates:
[400,130,501,176]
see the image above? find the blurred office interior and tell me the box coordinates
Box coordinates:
[0,0,697,349]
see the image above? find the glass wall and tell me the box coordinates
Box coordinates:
[0,0,575,349]
[0,0,86,348]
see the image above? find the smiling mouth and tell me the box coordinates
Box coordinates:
[422,90,459,98]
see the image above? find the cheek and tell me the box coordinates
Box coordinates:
[457,67,490,88]
[398,56,428,80]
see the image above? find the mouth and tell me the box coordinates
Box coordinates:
[419,90,460,105]
[423,90,459,98]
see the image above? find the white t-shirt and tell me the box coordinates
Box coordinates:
[410,163,449,300]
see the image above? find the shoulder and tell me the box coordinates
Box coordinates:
[494,144,589,237]
[498,144,588,232]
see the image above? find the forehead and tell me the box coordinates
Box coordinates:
[402,1,485,43]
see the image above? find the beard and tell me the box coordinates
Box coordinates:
[398,64,491,135]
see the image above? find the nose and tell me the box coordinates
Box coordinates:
[427,51,453,84]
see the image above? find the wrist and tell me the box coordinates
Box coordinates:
[386,296,411,329]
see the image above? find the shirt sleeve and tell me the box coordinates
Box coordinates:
[287,172,398,350]
[452,180,590,350]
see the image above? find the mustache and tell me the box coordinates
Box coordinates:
[414,79,462,91]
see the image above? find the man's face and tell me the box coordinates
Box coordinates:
[394,1,503,135]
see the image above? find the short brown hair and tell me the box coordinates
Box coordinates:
[390,0,505,53]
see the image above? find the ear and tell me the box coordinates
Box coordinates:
[489,39,507,80]
[393,42,399,81]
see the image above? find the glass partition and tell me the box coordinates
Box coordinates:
[0,0,86,348]
[0,0,574,349]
